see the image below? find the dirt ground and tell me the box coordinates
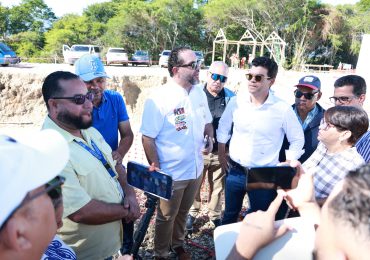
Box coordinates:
[0,63,359,259]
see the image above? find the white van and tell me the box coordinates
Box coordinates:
[62,44,101,65]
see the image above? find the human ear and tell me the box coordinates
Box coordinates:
[3,218,32,251]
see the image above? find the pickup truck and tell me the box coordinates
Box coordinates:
[62,44,102,65]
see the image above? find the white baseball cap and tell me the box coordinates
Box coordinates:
[0,129,69,228]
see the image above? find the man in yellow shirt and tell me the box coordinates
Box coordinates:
[41,71,140,260]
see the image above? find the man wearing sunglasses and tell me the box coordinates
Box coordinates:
[279,75,324,163]
[75,54,135,254]
[187,61,235,230]
[141,47,213,260]
[330,75,370,163]
[217,56,304,225]
[0,129,69,260]
[41,71,140,259]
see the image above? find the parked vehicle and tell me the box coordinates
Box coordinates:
[130,50,151,66]
[106,47,129,66]
[158,50,171,68]
[194,51,205,68]
[0,43,20,66]
[62,44,101,65]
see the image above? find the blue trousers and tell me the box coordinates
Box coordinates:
[222,164,287,225]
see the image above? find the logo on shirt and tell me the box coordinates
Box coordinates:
[174,107,187,131]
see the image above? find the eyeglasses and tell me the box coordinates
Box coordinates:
[177,60,201,70]
[0,176,65,230]
[319,119,335,131]
[294,90,318,100]
[210,73,228,83]
[329,96,357,104]
[319,119,347,131]
[52,92,94,105]
[246,73,271,82]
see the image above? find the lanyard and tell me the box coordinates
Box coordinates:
[74,139,116,178]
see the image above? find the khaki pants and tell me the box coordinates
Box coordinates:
[154,175,203,257]
[189,153,225,220]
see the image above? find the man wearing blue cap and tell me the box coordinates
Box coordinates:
[75,54,135,254]
[75,54,134,165]
[280,75,325,163]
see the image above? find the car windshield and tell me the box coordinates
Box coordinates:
[162,51,171,56]
[0,43,12,52]
[135,51,148,56]
[110,49,126,53]
[71,46,90,52]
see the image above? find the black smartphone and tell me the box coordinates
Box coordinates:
[127,161,173,200]
[248,166,296,189]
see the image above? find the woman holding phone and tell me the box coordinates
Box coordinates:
[302,106,368,205]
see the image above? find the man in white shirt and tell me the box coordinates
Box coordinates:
[217,56,304,224]
[140,47,213,260]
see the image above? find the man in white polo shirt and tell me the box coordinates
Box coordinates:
[140,46,213,260]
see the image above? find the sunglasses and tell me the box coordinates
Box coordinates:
[210,73,228,83]
[246,73,271,82]
[178,60,201,70]
[294,90,318,100]
[329,96,357,104]
[0,175,65,230]
[52,92,94,105]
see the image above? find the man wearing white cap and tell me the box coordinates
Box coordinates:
[41,71,140,259]
[0,129,69,260]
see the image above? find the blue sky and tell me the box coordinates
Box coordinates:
[0,0,361,17]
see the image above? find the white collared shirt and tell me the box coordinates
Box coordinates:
[140,81,212,181]
[217,90,304,167]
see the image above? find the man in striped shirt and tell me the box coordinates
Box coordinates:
[329,75,370,162]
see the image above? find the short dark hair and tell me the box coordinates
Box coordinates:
[168,46,191,77]
[42,71,79,110]
[334,75,367,96]
[325,106,369,145]
[251,56,278,79]
[329,164,370,240]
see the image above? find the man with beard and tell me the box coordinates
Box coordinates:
[41,71,140,260]
[279,75,325,163]
[140,47,213,259]
[75,54,134,254]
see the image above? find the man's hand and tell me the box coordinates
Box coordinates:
[123,192,140,222]
[228,193,290,259]
[112,150,123,165]
[218,143,229,173]
[202,135,213,155]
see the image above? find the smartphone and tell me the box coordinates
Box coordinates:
[248,166,296,189]
[127,161,173,200]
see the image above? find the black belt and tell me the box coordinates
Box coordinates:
[228,159,249,174]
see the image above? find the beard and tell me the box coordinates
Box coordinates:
[57,110,92,129]
[189,75,199,85]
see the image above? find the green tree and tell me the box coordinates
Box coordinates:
[0,5,9,39]
[203,0,325,69]
[44,14,106,56]
[83,1,119,24]
[102,0,206,61]
[8,0,56,34]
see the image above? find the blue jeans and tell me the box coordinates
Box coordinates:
[222,164,288,225]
